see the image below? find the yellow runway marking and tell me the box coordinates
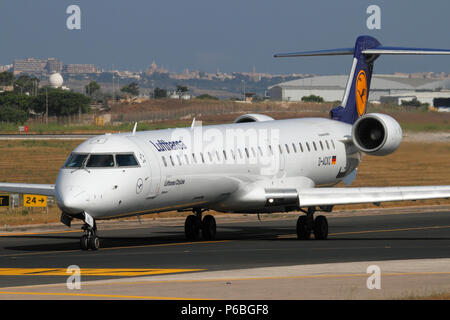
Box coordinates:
[277,225,450,239]
[0,240,232,258]
[0,230,80,237]
[329,225,450,236]
[0,268,204,277]
[99,239,231,252]
[0,291,209,300]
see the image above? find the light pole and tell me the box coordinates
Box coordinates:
[14,83,23,95]
[45,87,48,125]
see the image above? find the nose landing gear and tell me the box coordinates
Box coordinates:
[80,213,100,250]
[184,208,216,241]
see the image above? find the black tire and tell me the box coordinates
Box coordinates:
[313,215,328,240]
[89,235,100,250]
[202,215,216,240]
[185,215,200,241]
[80,235,89,250]
[296,216,311,240]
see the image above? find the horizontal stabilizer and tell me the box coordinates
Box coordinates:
[362,46,450,55]
[275,46,450,58]
[274,48,354,58]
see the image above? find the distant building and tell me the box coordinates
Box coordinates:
[13,58,47,75]
[244,92,255,103]
[0,85,13,93]
[46,58,63,74]
[145,61,168,75]
[268,74,450,106]
[0,64,12,72]
[63,64,98,74]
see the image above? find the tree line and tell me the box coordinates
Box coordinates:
[0,72,91,124]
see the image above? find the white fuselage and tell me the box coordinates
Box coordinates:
[55,117,361,219]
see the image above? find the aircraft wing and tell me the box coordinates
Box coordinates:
[0,183,56,196]
[298,185,450,207]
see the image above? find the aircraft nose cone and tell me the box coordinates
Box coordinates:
[56,185,86,214]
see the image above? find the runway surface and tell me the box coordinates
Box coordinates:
[0,208,450,299]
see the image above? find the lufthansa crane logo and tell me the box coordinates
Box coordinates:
[355,70,368,116]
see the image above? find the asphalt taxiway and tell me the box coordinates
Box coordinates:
[0,206,449,299]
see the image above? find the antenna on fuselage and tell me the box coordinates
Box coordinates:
[132,122,138,135]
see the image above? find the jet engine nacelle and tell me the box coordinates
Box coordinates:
[351,113,402,156]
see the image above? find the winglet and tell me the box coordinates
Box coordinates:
[132,122,138,135]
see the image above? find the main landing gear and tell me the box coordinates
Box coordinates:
[296,207,329,240]
[80,222,100,250]
[184,208,216,241]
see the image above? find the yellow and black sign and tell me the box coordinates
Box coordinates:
[24,194,47,207]
[0,195,9,207]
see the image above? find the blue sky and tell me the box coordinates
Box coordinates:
[2,1,450,74]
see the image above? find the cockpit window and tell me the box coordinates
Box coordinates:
[64,153,88,168]
[116,154,139,167]
[86,154,115,168]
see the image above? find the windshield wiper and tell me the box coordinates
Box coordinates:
[71,157,91,174]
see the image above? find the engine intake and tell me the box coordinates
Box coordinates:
[352,113,402,156]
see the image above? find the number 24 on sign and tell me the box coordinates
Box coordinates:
[24,195,47,207]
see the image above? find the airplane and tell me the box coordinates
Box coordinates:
[1,35,450,250]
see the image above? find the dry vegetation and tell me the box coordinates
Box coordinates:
[110,100,450,131]
[0,139,449,226]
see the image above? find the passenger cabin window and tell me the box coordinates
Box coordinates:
[64,153,88,168]
[86,154,115,168]
[313,142,317,151]
[331,140,336,149]
[319,141,324,151]
[292,143,297,153]
[299,143,304,153]
[162,156,168,167]
[116,154,139,167]
[325,140,330,150]
[306,142,311,152]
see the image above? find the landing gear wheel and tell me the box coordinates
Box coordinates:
[80,220,99,250]
[80,235,89,250]
[89,235,100,250]
[313,215,328,240]
[185,214,200,241]
[296,216,311,240]
[201,215,216,240]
